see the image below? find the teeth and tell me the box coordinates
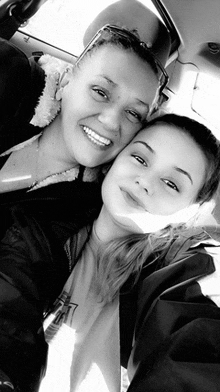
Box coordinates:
[83,126,111,146]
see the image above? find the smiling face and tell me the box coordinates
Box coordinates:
[56,45,158,167]
[98,123,207,238]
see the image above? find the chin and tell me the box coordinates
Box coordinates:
[115,215,145,235]
[76,156,99,168]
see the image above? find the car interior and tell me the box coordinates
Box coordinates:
[1,0,220,223]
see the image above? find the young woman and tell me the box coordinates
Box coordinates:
[35,114,220,392]
[0,114,219,391]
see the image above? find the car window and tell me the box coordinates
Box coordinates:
[20,0,161,56]
[191,73,220,137]
[19,0,220,138]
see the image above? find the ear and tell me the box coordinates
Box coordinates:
[55,66,72,100]
[59,66,72,87]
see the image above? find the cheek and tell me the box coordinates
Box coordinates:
[147,188,188,215]
[154,196,193,216]
[102,163,123,200]
[102,156,135,197]
[101,174,116,213]
[102,168,118,194]
[62,79,86,108]
[106,157,127,176]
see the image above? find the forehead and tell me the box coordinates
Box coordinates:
[78,45,158,97]
[132,123,195,150]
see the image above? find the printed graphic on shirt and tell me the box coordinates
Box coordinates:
[44,290,78,341]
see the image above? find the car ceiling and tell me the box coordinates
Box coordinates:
[152,0,220,136]
[155,0,220,79]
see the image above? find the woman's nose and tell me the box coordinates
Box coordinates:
[98,107,121,133]
[135,176,154,196]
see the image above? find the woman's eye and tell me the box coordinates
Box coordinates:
[163,179,179,192]
[92,87,108,100]
[126,110,142,123]
[132,154,147,166]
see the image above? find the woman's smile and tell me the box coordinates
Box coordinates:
[81,125,112,149]
[121,188,146,210]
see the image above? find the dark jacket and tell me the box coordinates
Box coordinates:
[0,177,102,392]
[127,228,220,392]
[0,194,220,392]
[0,37,46,153]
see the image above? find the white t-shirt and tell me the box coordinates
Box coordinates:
[39,228,120,392]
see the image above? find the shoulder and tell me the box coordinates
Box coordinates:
[0,154,9,170]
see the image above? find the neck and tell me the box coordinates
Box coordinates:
[94,206,130,243]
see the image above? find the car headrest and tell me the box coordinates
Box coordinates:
[0,38,45,151]
[0,0,47,39]
[83,0,171,69]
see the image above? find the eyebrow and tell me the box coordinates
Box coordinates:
[133,141,154,153]
[135,99,150,110]
[100,74,118,87]
[174,167,193,184]
[133,141,193,184]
